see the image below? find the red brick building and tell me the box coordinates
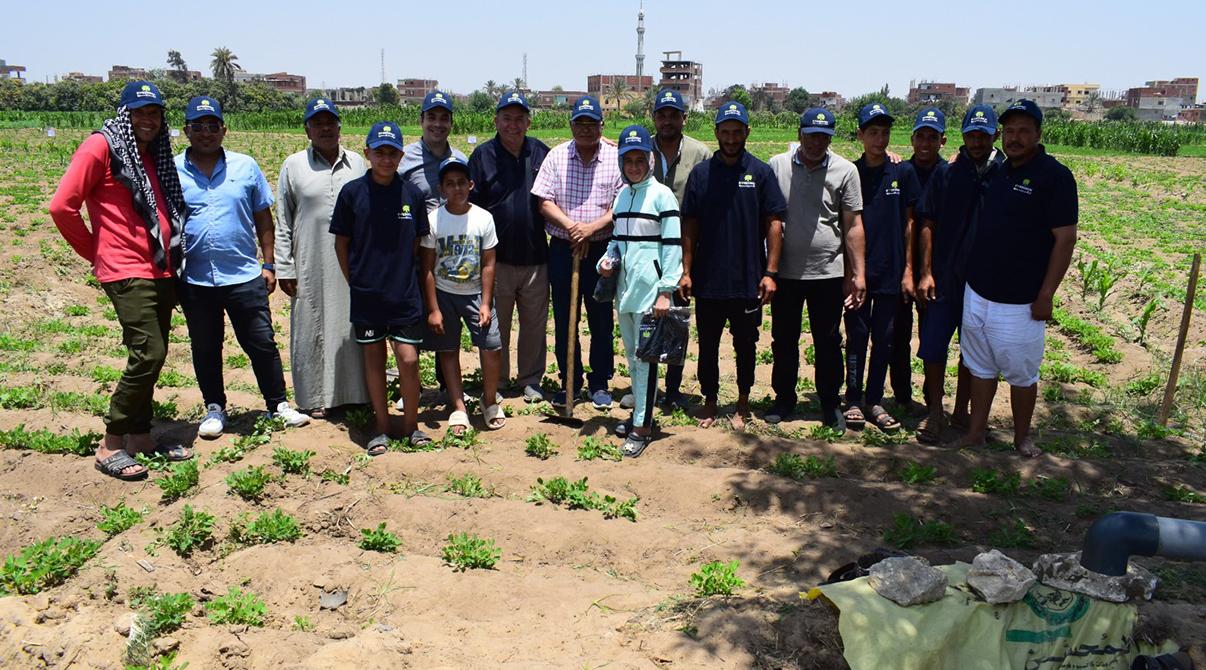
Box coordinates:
[397,78,438,105]
[907,80,970,104]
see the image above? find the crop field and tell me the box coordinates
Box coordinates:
[0,125,1203,668]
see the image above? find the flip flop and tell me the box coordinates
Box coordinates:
[843,405,866,429]
[152,442,193,462]
[868,405,901,433]
[364,433,389,456]
[621,433,651,458]
[409,429,433,446]
[94,450,148,481]
[447,410,471,437]
[482,402,506,430]
[916,414,944,445]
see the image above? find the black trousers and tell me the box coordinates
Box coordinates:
[844,292,898,407]
[178,277,287,412]
[695,297,761,401]
[771,277,844,411]
[890,297,916,403]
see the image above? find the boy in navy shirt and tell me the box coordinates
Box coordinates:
[331,122,431,454]
[845,104,921,432]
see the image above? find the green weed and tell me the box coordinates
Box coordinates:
[766,453,837,480]
[525,433,558,459]
[271,447,315,476]
[158,506,215,557]
[155,460,199,503]
[1164,485,1205,504]
[883,513,956,549]
[205,587,267,626]
[1028,476,1072,501]
[808,424,844,442]
[0,424,100,456]
[358,522,401,553]
[97,501,146,536]
[230,509,302,545]
[445,473,490,498]
[899,461,937,486]
[576,436,623,462]
[225,466,272,501]
[988,518,1037,549]
[441,532,501,571]
[0,536,101,595]
[690,560,745,597]
[970,468,1022,496]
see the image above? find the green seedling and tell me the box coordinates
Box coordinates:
[899,461,937,486]
[272,447,315,475]
[158,505,215,558]
[344,406,373,429]
[205,587,267,626]
[320,469,350,485]
[1164,485,1205,504]
[0,424,101,456]
[439,427,482,449]
[1133,298,1161,345]
[445,473,490,498]
[690,560,745,597]
[156,460,199,503]
[970,468,1022,496]
[358,522,401,553]
[0,536,101,595]
[988,518,1037,549]
[441,532,501,571]
[808,424,844,443]
[766,453,837,480]
[883,513,956,549]
[225,466,272,501]
[97,501,146,536]
[293,615,314,632]
[576,436,623,462]
[525,433,558,459]
[230,509,302,545]
[1028,476,1071,501]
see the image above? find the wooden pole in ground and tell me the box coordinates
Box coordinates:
[1157,253,1201,426]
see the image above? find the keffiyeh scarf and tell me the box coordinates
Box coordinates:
[96,106,185,272]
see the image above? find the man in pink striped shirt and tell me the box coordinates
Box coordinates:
[532,96,623,408]
[49,81,193,480]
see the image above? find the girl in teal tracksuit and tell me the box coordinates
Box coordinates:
[598,125,683,457]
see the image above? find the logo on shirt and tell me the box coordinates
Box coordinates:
[399,203,414,220]
[1013,177,1034,195]
[738,174,756,189]
[884,179,901,197]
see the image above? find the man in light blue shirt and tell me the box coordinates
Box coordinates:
[398,90,468,211]
[175,96,309,437]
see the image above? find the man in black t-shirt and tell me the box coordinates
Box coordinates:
[950,100,1078,458]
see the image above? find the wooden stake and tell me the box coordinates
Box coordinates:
[1157,253,1201,426]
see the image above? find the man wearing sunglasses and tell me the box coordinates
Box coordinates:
[175,96,310,438]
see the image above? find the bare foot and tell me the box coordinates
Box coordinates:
[730,412,748,432]
[1015,438,1041,458]
[945,432,987,450]
[698,402,718,429]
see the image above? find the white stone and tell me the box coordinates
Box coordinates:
[867,556,949,606]
[967,550,1037,604]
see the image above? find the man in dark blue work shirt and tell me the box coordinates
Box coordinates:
[953,100,1078,458]
[844,103,922,433]
[331,121,432,454]
[679,101,787,431]
[914,104,1004,445]
[468,91,552,404]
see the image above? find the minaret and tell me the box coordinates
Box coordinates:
[635,1,645,84]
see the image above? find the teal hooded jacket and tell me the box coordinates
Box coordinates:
[598,171,684,314]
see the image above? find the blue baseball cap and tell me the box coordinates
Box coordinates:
[800,107,836,135]
[617,125,653,156]
[912,107,946,133]
[366,121,404,150]
[184,96,223,122]
[438,156,470,180]
[119,81,164,110]
[496,90,530,112]
[653,89,686,113]
[961,105,998,135]
[571,96,603,121]
[857,103,894,129]
[714,100,749,126]
[421,90,453,114]
[304,97,339,122]
[1000,99,1043,127]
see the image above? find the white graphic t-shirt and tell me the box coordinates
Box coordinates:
[421,203,499,295]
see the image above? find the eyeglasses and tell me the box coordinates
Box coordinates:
[188,122,223,134]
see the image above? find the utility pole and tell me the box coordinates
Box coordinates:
[523,52,528,90]
[380,48,385,84]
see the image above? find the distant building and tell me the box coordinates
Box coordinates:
[1060,83,1101,110]
[234,71,306,95]
[816,91,845,110]
[907,80,970,104]
[1134,95,1189,122]
[587,74,652,111]
[397,78,438,105]
[532,89,588,109]
[750,82,789,108]
[63,72,103,84]
[108,65,148,82]
[973,86,1063,110]
[659,51,703,109]
[1179,108,1202,124]
[0,59,26,81]
[322,86,374,107]
[1127,77,1199,108]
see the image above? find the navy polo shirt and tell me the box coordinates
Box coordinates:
[908,156,946,191]
[915,149,1004,301]
[467,135,551,266]
[329,172,430,326]
[855,157,922,294]
[967,146,1078,305]
[681,151,787,300]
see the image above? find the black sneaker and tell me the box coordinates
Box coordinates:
[662,390,689,411]
[764,400,795,424]
[821,406,847,436]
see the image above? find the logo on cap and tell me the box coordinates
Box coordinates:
[317,99,325,105]
[926,111,936,118]
[663,92,674,100]
[383,125,392,132]
[891,180,898,188]
[402,205,410,213]
[872,104,882,111]
[580,101,594,110]
[975,111,985,118]
[1023,178,1031,186]
[434,93,444,99]
[816,113,826,121]
[628,130,638,137]
[141,85,150,92]
[744,175,753,181]
[509,93,520,101]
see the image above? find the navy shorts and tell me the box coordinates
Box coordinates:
[354,322,425,345]
[917,296,962,364]
[424,290,502,352]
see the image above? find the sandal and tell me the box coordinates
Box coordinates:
[152,442,193,462]
[916,414,944,445]
[868,405,901,433]
[843,404,866,429]
[482,402,506,430]
[95,450,148,481]
[364,433,389,457]
[409,429,433,446]
[621,433,651,458]
[447,410,471,436]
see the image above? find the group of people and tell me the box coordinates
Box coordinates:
[48,78,1077,480]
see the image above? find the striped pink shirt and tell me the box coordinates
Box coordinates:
[531,140,621,241]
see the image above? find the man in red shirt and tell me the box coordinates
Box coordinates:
[49,80,193,480]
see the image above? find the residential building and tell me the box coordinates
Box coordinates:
[107,65,148,81]
[397,78,438,105]
[659,51,703,108]
[815,91,845,110]
[324,86,373,107]
[1061,83,1101,110]
[1127,77,1199,108]
[0,59,26,81]
[973,86,1063,109]
[63,72,103,84]
[532,89,588,108]
[1135,95,1189,122]
[750,82,789,109]
[907,80,970,104]
[587,74,652,112]
[234,71,306,94]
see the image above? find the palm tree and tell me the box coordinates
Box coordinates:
[512,77,526,93]
[167,50,188,82]
[210,47,242,84]
[1085,91,1102,113]
[608,78,629,112]
[483,80,499,97]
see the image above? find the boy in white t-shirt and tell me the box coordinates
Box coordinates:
[420,157,505,434]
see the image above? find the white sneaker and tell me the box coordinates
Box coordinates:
[620,394,636,409]
[522,385,544,403]
[197,403,226,439]
[394,396,405,411]
[274,401,311,427]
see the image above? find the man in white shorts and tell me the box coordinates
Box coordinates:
[950,100,1078,457]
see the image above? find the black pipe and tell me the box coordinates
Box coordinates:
[1081,511,1206,577]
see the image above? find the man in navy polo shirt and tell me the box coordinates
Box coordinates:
[174,96,310,438]
[468,91,551,403]
[843,103,922,433]
[399,90,468,210]
[914,104,1004,445]
[679,101,786,431]
[889,107,948,416]
[953,100,1078,458]
[331,121,432,453]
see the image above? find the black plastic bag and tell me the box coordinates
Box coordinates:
[592,246,622,303]
[635,306,690,365]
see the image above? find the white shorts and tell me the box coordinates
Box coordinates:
[960,285,1045,387]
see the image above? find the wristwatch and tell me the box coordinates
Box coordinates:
[262,262,275,272]
[763,270,778,279]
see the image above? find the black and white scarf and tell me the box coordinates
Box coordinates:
[95,106,186,272]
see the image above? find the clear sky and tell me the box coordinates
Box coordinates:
[4,0,1203,103]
